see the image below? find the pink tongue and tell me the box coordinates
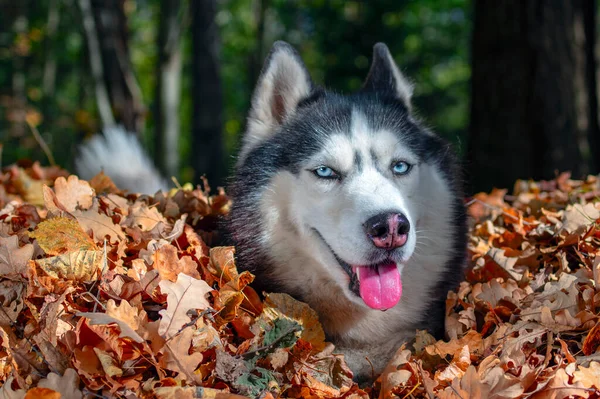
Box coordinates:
[357,262,402,310]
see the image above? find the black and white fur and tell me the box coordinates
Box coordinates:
[75,41,468,380]
[229,42,467,379]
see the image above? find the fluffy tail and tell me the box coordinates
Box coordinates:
[75,126,169,193]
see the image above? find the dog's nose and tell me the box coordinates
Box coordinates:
[364,213,410,249]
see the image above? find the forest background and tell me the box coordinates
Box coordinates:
[1,0,598,192]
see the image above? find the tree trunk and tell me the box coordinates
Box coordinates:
[88,0,145,133]
[155,0,184,179]
[584,1,600,173]
[42,0,60,97]
[190,0,225,187]
[468,0,597,192]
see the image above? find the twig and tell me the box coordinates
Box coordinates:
[26,119,56,166]
[241,325,301,360]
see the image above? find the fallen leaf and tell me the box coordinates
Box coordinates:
[35,250,103,281]
[29,217,97,255]
[77,312,145,343]
[261,293,326,352]
[158,273,213,339]
[53,175,94,212]
[0,236,33,277]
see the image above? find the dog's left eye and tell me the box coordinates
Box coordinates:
[392,161,411,175]
[313,166,338,179]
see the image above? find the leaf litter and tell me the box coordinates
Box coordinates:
[0,164,600,398]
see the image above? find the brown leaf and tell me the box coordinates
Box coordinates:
[154,244,201,282]
[531,367,590,399]
[573,362,600,389]
[124,201,168,231]
[0,236,33,277]
[261,293,326,352]
[77,311,145,343]
[53,175,94,212]
[160,327,203,383]
[560,203,599,234]
[582,320,600,356]
[93,347,123,378]
[73,207,126,242]
[88,171,120,194]
[158,273,213,339]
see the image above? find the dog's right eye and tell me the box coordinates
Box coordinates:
[313,166,339,179]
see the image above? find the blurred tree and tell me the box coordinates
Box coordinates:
[155,0,185,178]
[468,0,598,192]
[191,0,225,186]
[81,0,146,133]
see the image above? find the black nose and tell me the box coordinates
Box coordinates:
[363,213,410,249]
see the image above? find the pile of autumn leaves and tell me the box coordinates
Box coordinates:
[0,165,599,399]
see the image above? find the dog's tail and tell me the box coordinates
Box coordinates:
[75,126,169,193]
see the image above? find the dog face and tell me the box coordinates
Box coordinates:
[231,42,462,314]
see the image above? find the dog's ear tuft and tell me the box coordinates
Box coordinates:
[240,41,313,162]
[362,43,413,110]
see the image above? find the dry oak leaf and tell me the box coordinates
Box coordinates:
[154,244,201,282]
[12,166,46,206]
[158,273,213,339]
[53,175,94,212]
[582,320,600,355]
[93,347,123,378]
[531,367,590,399]
[77,311,145,343]
[105,298,145,332]
[0,236,33,277]
[29,217,97,255]
[160,326,203,384]
[378,346,412,399]
[124,201,169,231]
[573,361,600,389]
[261,293,326,352]
[42,184,69,215]
[72,206,126,242]
[425,330,484,358]
[35,250,103,281]
[88,171,120,194]
[36,368,83,399]
[435,345,471,385]
[560,202,600,234]
[438,365,490,399]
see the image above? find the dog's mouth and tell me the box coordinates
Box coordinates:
[312,229,402,311]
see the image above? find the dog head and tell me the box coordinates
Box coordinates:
[231,42,462,312]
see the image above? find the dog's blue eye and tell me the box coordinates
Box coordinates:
[314,166,337,179]
[392,161,411,175]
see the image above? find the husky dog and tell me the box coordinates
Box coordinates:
[76,41,467,380]
[228,42,467,379]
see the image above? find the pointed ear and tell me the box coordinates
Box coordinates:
[240,41,313,161]
[362,43,413,110]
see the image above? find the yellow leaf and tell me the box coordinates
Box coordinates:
[93,348,123,378]
[29,217,97,255]
[35,250,103,281]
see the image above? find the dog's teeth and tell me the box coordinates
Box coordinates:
[355,267,360,280]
